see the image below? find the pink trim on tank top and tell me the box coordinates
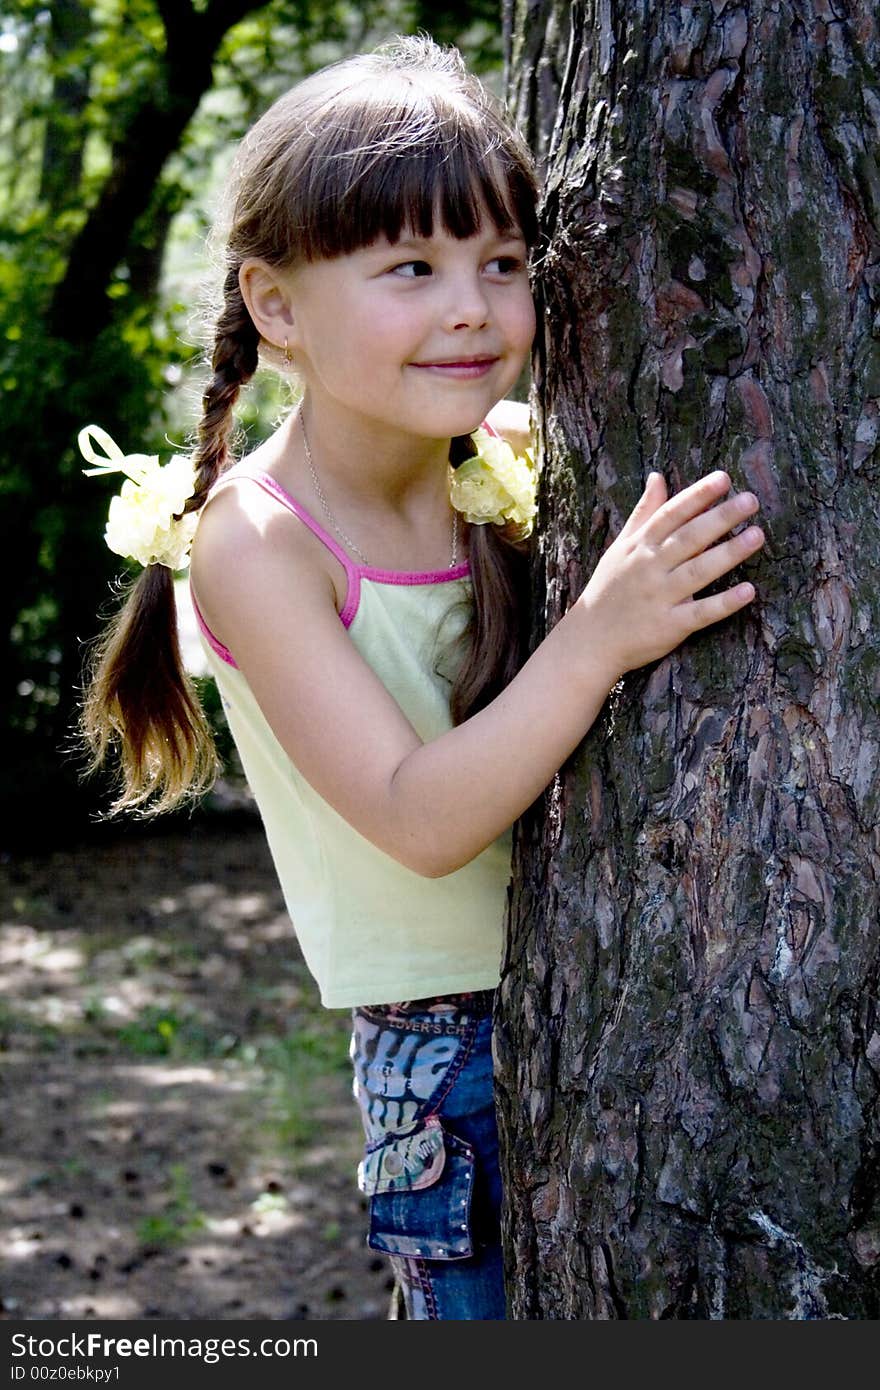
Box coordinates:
[191,588,239,668]
[191,468,473,668]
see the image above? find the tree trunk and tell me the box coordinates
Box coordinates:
[39,0,93,212]
[497,0,880,1319]
[48,0,255,340]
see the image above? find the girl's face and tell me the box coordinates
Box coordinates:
[277,217,535,443]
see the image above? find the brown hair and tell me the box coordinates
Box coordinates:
[81,34,538,814]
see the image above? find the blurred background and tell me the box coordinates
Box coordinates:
[0,0,508,1320]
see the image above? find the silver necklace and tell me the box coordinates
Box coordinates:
[299,410,458,569]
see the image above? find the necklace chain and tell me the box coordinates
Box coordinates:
[299,410,458,569]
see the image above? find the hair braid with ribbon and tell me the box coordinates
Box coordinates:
[78,272,261,815]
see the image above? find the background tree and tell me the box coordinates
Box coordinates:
[496,0,880,1317]
[0,0,503,842]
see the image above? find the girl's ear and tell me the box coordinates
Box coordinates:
[239,257,295,350]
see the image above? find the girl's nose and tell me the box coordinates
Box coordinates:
[445,277,490,331]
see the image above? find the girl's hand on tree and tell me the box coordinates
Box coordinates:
[577,470,764,679]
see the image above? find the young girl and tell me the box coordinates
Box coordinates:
[79,36,764,1320]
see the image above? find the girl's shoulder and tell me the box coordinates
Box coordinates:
[191,450,348,622]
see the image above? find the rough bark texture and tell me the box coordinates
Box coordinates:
[496,0,880,1318]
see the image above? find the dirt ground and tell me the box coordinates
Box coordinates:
[0,815,397,1321]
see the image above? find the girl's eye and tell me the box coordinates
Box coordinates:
[391,260,432,278]
[486,256,523,275]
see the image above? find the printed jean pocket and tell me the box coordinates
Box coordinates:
[359,1116,475,1260]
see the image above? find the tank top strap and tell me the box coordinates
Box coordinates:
[192,468,361,666]
[207,468,359,581]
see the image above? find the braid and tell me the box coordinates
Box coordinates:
[80,272,261,816]
[187,267,260,513]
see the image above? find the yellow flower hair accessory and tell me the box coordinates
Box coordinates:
[79,425,198,571]
[449,428,537,539]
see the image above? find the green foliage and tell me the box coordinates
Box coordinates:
[257,1017,352,1149]
[135,1163,207,1247]
[102,996,350,1152]
[114,1004,214,1057]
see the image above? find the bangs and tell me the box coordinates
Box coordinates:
[287,95,538,260]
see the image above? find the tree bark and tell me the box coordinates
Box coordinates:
[497,0,880,1318]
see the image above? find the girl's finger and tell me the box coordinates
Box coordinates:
[670,526,765,603]
[661,489,760,564]
[617,471,667,541]
[678,579,758,635]
[641,470,733,546]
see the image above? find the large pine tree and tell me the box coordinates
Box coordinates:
[496,0,880,1318]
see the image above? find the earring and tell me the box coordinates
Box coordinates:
[283,338,293,367]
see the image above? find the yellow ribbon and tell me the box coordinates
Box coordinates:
[78,424,198,570]
[78,424,160,484]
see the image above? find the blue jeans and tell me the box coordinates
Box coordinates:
[350,992,506,1320]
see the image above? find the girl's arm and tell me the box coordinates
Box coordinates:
[192,470,763,878]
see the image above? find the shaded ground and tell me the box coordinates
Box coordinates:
[0,817,395,1321]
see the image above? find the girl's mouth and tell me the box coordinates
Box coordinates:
[410,357,499,379]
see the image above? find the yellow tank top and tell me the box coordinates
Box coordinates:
[192,470,511,1009]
